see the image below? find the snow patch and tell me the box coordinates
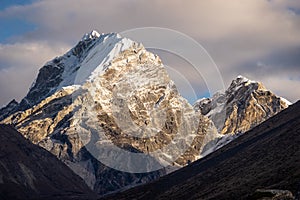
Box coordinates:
[200,132,242,158]
[56,33,134,91]
[81,30,101,41]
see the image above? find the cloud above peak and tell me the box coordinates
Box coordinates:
[0,0,299,106]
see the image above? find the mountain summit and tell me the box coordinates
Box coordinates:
[81,30,101,41]
[19,31,135,110]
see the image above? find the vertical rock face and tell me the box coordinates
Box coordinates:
[1,31,218,195]
[194,75,290,135]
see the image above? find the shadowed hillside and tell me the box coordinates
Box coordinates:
[0,125,97,200]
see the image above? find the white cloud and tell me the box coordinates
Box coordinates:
[261,75,300,103]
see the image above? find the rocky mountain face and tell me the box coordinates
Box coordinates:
[194,75,290,135]
[0,124,97,200]
[102,101,300,200]
[1,31,218,195]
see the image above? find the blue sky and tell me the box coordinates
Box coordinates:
[0,0,36,43]
[0,0,32,10]
[0,19,36,43]
[0,0,300,106]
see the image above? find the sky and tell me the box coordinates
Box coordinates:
[0,0,300,106]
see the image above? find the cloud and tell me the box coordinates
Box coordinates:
[261,75,300,103]
[0,42,69,106]
[0,0,300,106]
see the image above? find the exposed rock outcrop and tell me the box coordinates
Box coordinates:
[250,189,295,200]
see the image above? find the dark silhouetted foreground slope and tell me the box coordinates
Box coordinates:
[0,124,97,200]
[102,101,300,200]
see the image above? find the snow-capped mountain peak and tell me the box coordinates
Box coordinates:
[236,75,252,82]
[227,75,262,94]
[1,30,218,195]
[194,75,291,158]
[194,75,290,135]
[59,32,135,87]
[236,75,257,85]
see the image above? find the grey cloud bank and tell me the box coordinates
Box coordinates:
[0,0,299,106]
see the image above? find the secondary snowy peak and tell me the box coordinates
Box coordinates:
[19,31,135,109]
[194,75,290,157]
[194,75,290,135]
[227,75,265,93]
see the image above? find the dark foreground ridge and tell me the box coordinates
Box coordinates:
[101,101,300,200]
[0,124,97,200]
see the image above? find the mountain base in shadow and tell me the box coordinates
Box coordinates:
[0,124,97,200]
